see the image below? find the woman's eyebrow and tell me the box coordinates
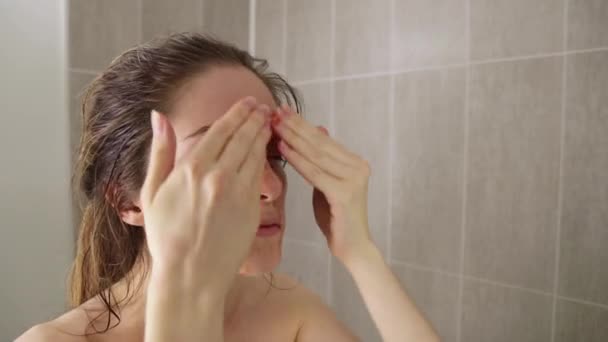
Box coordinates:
[183,124,212,141]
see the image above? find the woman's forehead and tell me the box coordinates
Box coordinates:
[170,65,277,136]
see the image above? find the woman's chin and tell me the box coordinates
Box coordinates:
[238,236,283,275]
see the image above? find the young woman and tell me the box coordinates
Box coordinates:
[18,33,439,342]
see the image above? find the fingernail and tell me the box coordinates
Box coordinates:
[243,96,257,110]
[258,104,270,116]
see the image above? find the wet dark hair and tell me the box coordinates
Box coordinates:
[70,32,301,334]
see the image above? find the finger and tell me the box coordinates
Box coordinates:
[273,119,351,179]
[274,105,359,166]
[189,96,258,164]
[277,139,338,193]
[219,104,270,171]
[141,110,176,204]
[239,121,272,187]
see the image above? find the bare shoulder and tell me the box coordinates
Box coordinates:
[269,272,326,308]
[15,323,84,342]
[15,308,90,342]
[270,273,359,341]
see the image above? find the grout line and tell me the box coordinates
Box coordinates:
[292,77,334,87]
[462,275,554,297]
[391,259,575,299]
[199,0,204,29]
[138,0,143,43]
[456,1,471,341]
[326,0,336,307]
[69,68,100,75]
[283,237,322,249]
[334,70,394,81]
[551,1,569,341]
[289,46,608,87]
[566,46,608,55]
[557,296,608,310]
[391,259,461,278]
[248,0,256,54]
[281,0,287,76]
[386,0,395,262]
[470,51,564,65]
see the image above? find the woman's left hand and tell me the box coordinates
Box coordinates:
[271,105,374,263]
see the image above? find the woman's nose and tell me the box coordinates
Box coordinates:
[259,160,284,202]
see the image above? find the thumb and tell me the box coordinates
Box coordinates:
[142,110,176,205]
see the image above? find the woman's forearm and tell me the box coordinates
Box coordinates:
[145,270,225,342]
[342,241,440,342]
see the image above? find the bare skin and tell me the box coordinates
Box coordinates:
[18,273,353,342]
[17,65,439,342]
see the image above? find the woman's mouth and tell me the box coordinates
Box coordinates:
[256,224,281,237]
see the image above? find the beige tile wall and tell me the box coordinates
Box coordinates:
[257,0,608,341]
[68,0,608,341]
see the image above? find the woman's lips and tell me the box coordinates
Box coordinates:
[256,224,281,237]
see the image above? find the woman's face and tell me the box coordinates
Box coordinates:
[168,65,287,275]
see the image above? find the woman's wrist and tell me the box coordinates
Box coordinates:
[145,268,226,341]
[338,238,384,274]
[147,264,227,315]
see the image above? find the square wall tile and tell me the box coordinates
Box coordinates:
[285,0,331,82]
[465,58,562,291]
[470,0,564,60]
[202,0,249,51]
[391,68,465,272]
[568,0,608,50]
[334,77,391,255]
[461,279,553,342]
[255,0,285,74]
[392,0,466,70]
[555,299,608,342]
[278,239,329,303]
[331,258,382,341]
[283,82,331,244]
[334,0,390,76]
[69,0,140,70]
[392,264,459,342]
[558,51,608,305]
[142,0,201,41]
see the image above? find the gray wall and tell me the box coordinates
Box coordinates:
[257,0,608,341]
[67,1,608,342]
[0,1,73,341]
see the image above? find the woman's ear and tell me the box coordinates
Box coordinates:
[120,199,144,227]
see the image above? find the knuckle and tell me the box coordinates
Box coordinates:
[202,168,233,199]
[309,146,324,161]
[183,160,203,180]
[309,166,322,180]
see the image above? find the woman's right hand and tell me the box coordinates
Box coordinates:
[140,97,272,341]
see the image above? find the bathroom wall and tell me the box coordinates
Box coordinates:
[256,0,608,341]
[66,0,608,341]
[0,1,72,341]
